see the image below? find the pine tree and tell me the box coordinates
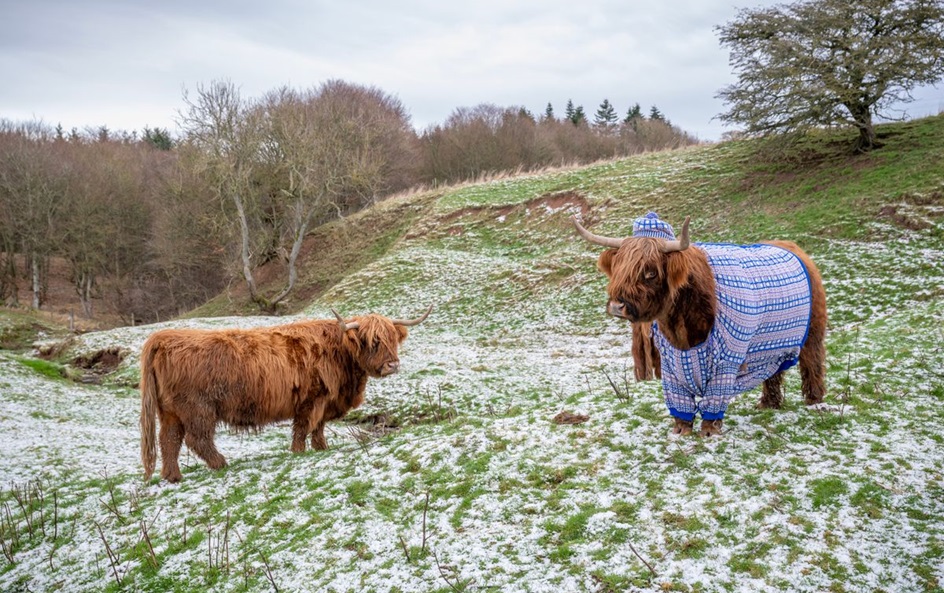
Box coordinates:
[594,99,618,128]
[143,126,174,150]
[544,102,555,121]
[571,105,587,126]
[624,103,643,123]
[564,99,576,122]
[649,105,665,122]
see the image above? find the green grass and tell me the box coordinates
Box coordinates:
[16,356,67,380]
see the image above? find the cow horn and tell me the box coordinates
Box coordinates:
[661,216,691,253]
[571,216,624,249]
[390,304,433,327]
[332,308,360,331]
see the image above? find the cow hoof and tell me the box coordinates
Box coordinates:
[671,418,694,436]
[699,419,723,437]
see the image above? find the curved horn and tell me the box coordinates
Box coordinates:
[331,308,360,331]
[571,216,624,249]
[390,304,433,327]
[661,216,691,253]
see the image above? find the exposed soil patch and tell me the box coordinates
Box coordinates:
[434,191,591,237]
[552,410,590,425]
[73,347,128,375]
[878,204,933,231]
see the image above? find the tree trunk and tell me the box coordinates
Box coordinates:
[232,192,265,309]
[267,207,316,310]
[31,254,41,309]
[80,272,93,318]
[847,104,878,153]
[854,123,877,153]
[0,248,17,306]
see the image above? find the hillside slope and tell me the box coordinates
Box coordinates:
[1,116,943,593]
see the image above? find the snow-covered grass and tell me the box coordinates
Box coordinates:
[2,136,944,593]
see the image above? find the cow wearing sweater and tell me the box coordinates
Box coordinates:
[573,213,827,437]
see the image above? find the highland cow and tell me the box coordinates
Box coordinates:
[140,307,431,482]
[573,212,827,437]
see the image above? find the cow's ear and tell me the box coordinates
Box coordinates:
[597,249,618,278]
[665,252,690,291]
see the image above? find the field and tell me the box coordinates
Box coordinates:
[1,118,943,592]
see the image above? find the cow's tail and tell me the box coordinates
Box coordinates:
[140,342,159,481]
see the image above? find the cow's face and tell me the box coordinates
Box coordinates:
[597,238,690,323]
[349,316,409,378]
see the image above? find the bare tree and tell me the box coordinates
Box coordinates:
[716,0,944,152]
[0,120,67,309]
[179,79,417,313]
[257,81,418,309]
[58,140,154,318]
[178,80,270,308]
[145,144,229,318]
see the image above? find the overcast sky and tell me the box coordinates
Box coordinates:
[2,0,943,141]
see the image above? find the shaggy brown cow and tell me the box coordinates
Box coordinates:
[574,212,827,437]
[140,307,431,482]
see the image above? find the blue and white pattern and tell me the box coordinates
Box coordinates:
[635,214,813,422]
[633,211,677,240]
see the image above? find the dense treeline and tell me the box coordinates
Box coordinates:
[419,102,695,184]
[0,80,697,322]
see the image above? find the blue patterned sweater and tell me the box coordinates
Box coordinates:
[654,242,813,421]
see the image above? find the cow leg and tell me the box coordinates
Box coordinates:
[310,398,329,450]
[182,415,227,471]
[310,421,328,450]
[759,372,785,409]
[699,419,723,437]
[158,411,185,483]
[799,330,826,406]
[671,417,693,436]
[291,397,315,453]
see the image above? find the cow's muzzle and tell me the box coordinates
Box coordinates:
[379,361,400,376]
[608,300,636,320]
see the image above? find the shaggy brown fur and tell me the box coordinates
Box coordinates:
[596,235,827,436]
[631,321,661,381]
[140,314,414,482]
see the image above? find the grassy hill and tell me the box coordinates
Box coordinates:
[1,116,943,592]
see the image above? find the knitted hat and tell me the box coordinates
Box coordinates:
[632,212,676,240]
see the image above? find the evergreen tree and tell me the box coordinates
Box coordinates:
[594,99,618,128]
[571,105,587,126]
[564,99,576,122]
[143,126,174,150]
[543,102,555,121]
[649,105,665,122]
[624,103,643,123]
